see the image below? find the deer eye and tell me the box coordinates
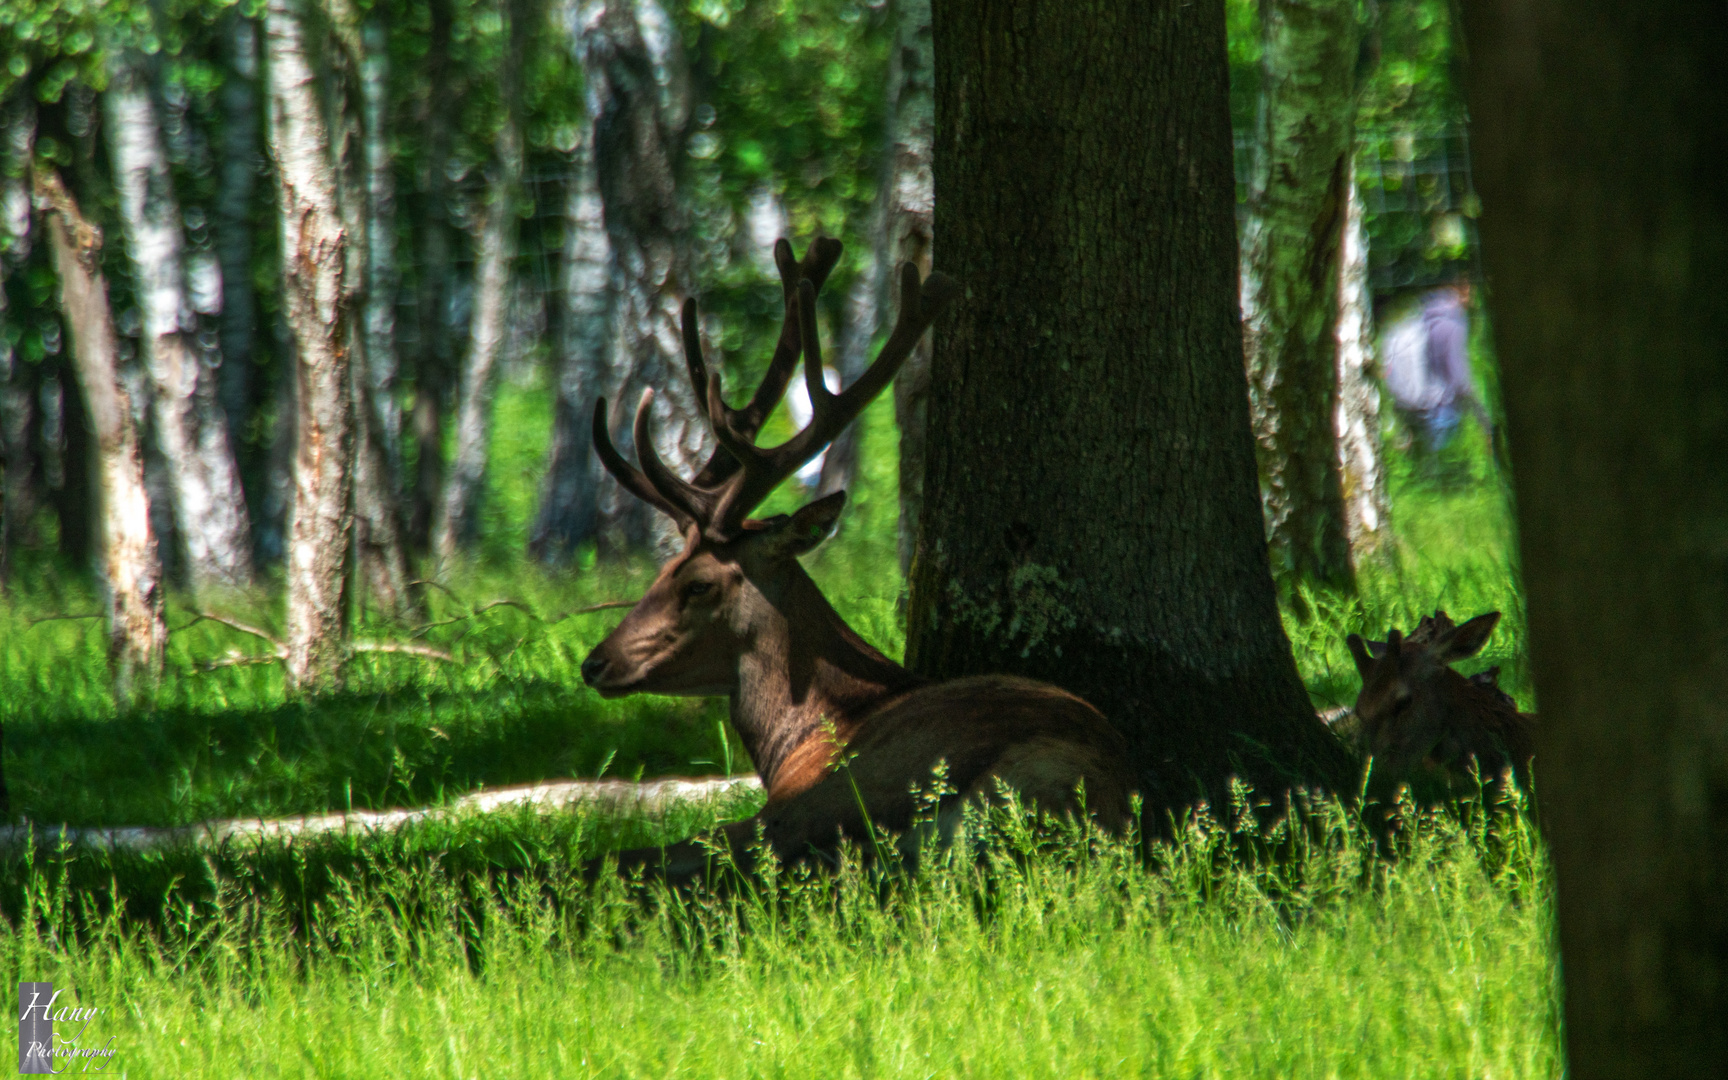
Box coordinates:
[682,581,714,601]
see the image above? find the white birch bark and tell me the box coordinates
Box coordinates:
[36,170,166,704]
[1334,161,1389,563]
[433,0,527,560]
[574,0,707,556]
[886,0,934,575]
[529,123,613,560]
[361,11,400,468]
[266,0,355,690]
[106,52,254,594]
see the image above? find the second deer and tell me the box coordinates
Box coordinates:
[1344,611,1536,798]
[579,238,1134,879]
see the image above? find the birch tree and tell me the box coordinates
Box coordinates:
[1239,0,1363,595]
[886,0,934,574]
[574,0,707,554]
[266,0,355,689]
[1333,164,1389,560]
[106,50,254,594]
[433,0,529,560]
[36,170,166,703]
[529,123,612,561]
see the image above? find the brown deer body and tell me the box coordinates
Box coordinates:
[580,239,1133,878]
[1345,611,1536,798]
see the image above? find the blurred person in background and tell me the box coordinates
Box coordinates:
[1379,277,1498,477]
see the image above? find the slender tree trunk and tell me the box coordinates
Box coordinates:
[1333,161,1388,562]
[1461,4,1728,1074]
[908,0,1354,812]
[1239,0,1360,595]
[216,13,262,452]
[887,0,934,575]
[266,0,355,690]
[328,4,410,612]
[408,0,456,554]
[529,123,612,561]
[433,0,526,560]
[361,11,401,473]
[815,254,883,499]
[106,52,254,595]
[36,170,166,704]
[576,0,706,555]
[0,106,37,585]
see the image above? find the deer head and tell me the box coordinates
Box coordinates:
[1345,610,1535,796]
[579,239,958,699]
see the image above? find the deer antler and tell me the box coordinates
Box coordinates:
[593,238,958,540]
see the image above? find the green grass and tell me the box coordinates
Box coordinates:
[3,790,1560,1078]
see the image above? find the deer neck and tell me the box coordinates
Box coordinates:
[730,566,921,797]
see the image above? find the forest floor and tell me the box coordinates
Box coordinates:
[0,386,1554,1077]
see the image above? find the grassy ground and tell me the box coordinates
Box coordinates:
[0,355,1552,1077]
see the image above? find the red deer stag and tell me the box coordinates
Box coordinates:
[1344,611,1536,798]
[580,238,1133,878]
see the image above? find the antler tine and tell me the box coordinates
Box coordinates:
[690,237,844,488]
[796,278,835,416]
[710,262,960,533]
[631,389,715,528]
[591,397,696,531]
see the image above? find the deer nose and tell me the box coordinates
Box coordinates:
[580,652,610,687]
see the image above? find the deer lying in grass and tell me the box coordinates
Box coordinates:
[1344,611,1536,798]
[579,238,1133,879]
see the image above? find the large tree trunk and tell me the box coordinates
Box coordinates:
[907,0,1354,811]
[1461,3,1728,1074]
[36,170,166,705]
[216,13,262,454]
[433,0,526,561]
[529,123,612,562]
[886,0,934,576]
[406,0,457,555]
[1333,160,1389,562]
[1239,0,1360,595]
[576,0,706,555]
[266,0,355,690]
[106,51,254,595]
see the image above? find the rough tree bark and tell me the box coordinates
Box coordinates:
[408,0,456,553]
[529,123,612,561]
[432,0,528,560]
[266,0,355,690]
[574,0,707,555]
[36,170,166,704]
[326,1,410,612]
[1333,161,1389,561]
[1239,0,1361,594]
[1461,3,1728,1074]
[216,13,262,449]
[106,51,254,594]
[908,0,1354,810]
[886,0,934,575]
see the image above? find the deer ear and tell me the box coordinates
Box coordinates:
[1439,611,1500,662]
[761,490,846,560]
[1346,634,1376,678]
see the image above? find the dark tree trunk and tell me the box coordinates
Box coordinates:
[1461,3,1728,1074]
[529,123,611,562]
[216,13,262,454]
[1240,0,1361,594]
[408,0,456,554]
[908,0,1353,811]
